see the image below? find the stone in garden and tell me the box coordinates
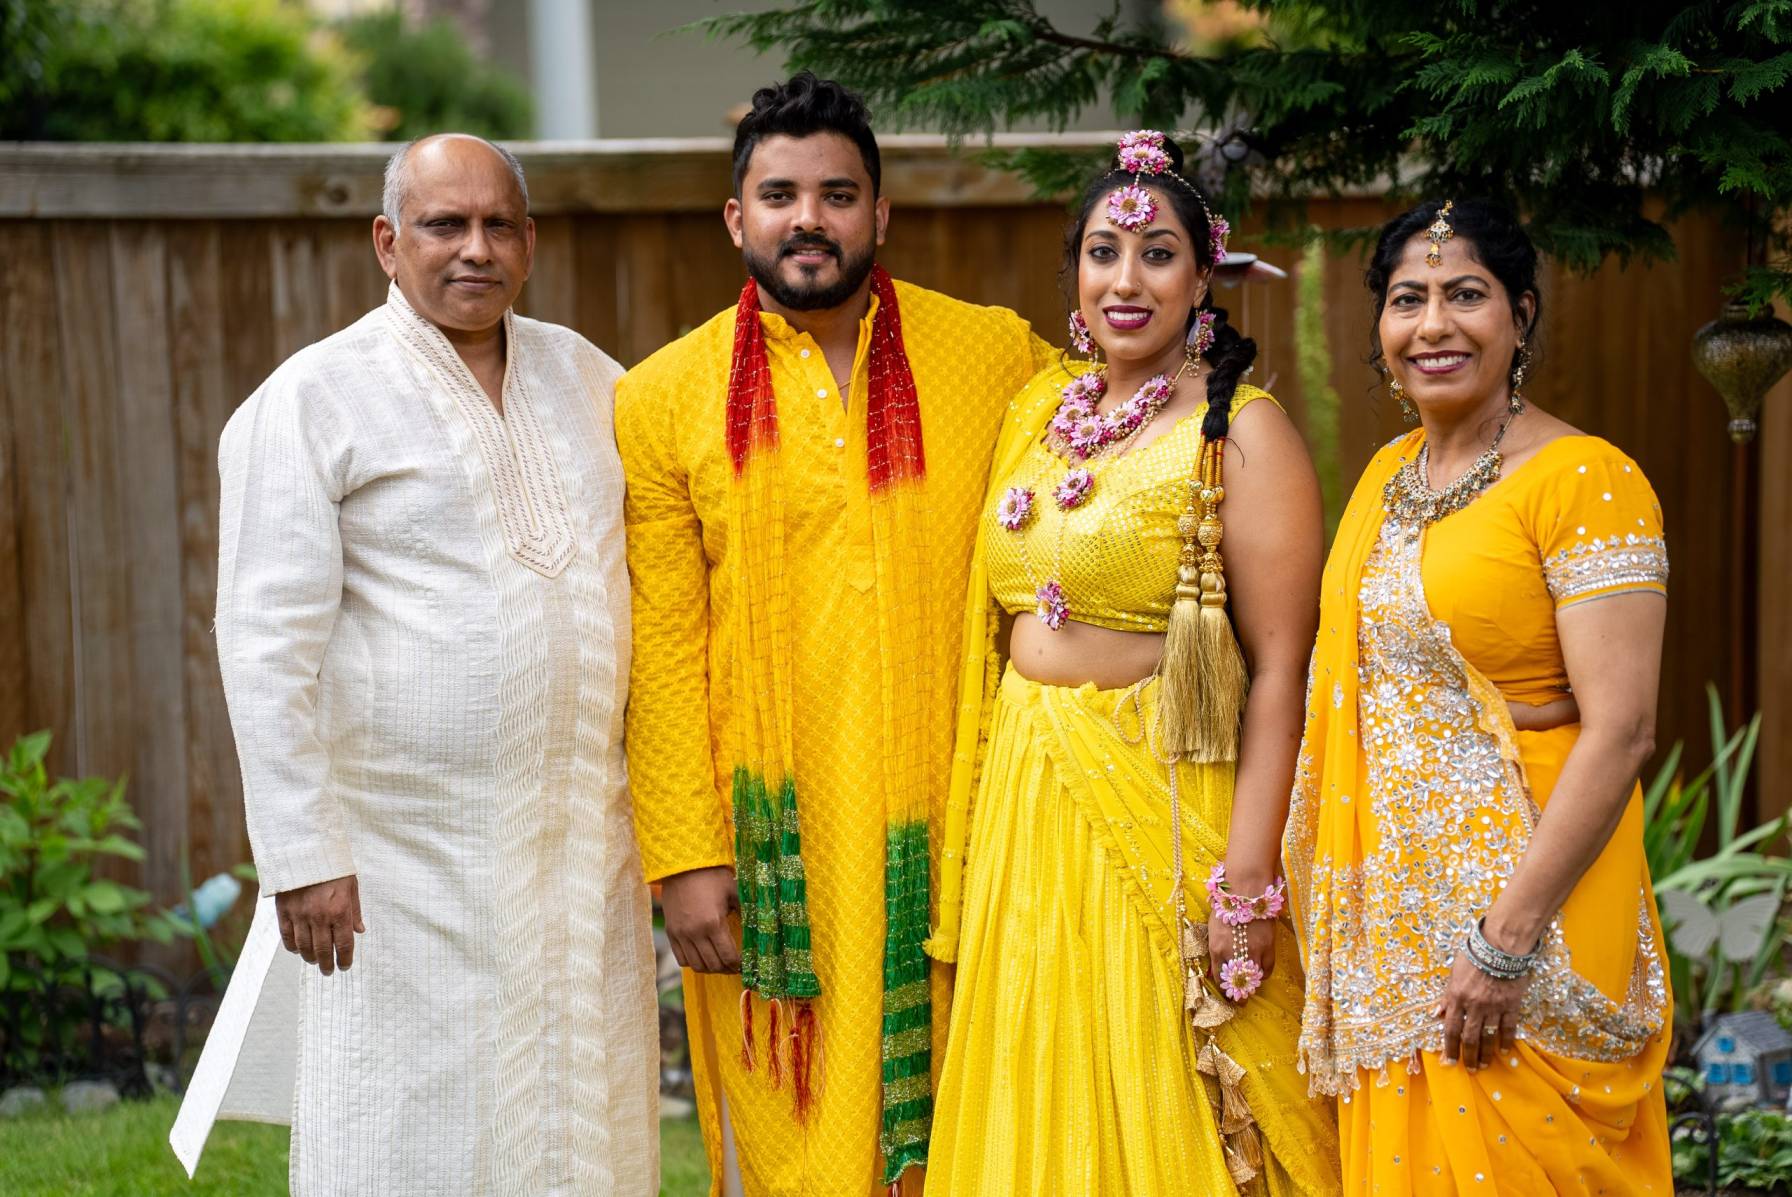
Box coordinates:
[659,1095,694,1120]
[0,1086,46,1117]
[59,1080,119,1114]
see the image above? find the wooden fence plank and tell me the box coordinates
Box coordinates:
[0,224,75,774]
[320,222,385,334]
[1758,376,1792,821]
[166,224,243,883]
[270,223,328,362]
[571,216,621,355]
[51,222,133,783]
[109,222,189,906]
[0,136,1124,219]
[0,233,29,746]
[520,216,577,330]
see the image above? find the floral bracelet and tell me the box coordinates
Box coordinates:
[1205,865,1287,1001]
[1205,864,1288,927]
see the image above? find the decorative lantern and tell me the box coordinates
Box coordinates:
[1691,300,1792,443]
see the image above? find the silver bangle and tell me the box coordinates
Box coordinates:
[1466,917,1539,981]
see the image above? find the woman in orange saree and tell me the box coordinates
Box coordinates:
[1284,199,1675,1196]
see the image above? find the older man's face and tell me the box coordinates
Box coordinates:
[374,137,534,335]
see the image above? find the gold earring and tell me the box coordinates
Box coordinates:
[1389,376,1418,424]
[1509,341,1531,414]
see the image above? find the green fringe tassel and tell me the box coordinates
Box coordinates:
[732,766,820,1000]
[879,818,932,1182]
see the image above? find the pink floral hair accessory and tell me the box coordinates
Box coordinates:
[1207,214,1231,264]
[1117,129,1172,175]
[1186,309,1218,358]
[1106,184,1157,232]
[1103,129,1233,264]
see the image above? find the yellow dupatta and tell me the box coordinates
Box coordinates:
[925,370,1064,962]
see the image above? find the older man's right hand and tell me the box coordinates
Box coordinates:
[276,875,365,976]
[661,865,741,974]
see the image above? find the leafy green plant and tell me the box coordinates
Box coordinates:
[1648,686,1791,1023]
[1674,1106,1792,1194]
[1293,235,1343,542]
[0,730,175,988]
[2,0,372,141]
[339,9,532,142]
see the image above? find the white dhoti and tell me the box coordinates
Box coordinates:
[172,284,659,1196]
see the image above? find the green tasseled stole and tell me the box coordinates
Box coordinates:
[724,269,935,1182]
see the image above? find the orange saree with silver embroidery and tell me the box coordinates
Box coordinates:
[1285,431,1675,1196]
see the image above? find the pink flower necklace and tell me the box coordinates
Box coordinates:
[999,361,1192,630]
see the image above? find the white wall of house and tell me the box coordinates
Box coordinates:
[485,0,1156,139]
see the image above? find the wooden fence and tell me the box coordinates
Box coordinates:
[1,138,1786,937]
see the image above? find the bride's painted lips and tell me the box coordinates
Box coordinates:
[1103,305,1152,331]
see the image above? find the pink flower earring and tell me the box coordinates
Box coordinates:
[1068,309,1095,356]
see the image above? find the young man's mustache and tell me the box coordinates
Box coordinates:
[780,237,842,261]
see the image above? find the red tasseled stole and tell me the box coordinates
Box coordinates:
[726,266,925,1123]
[726,265,925,490]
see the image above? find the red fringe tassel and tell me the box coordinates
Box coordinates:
[739,989,756,1073]
[742,993,824,1120]
[791,1001,819,1120]
[767,999,784,1089]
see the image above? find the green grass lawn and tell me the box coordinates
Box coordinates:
[0,1094,709,1196]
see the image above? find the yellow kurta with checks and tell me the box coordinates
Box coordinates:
[616,279,1053,1197]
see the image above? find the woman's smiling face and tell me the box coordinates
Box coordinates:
[1076,185,1209,368]
[1378,232,1535,415]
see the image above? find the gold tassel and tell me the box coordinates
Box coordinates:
[1226,1144,1261,1187]
[1181,922,1235,1029]
[1157,439,1248,762]
[1233,1125,1264,1172]
[1219,1076,1254,1134]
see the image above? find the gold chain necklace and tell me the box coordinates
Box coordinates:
[1383,401,1525,527]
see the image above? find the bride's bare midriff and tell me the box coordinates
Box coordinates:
[1008,612,1169,690]
[1006,611,1582,730]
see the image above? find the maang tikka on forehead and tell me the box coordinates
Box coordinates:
[1425,200,1455,267]
[1104,130,1231,264]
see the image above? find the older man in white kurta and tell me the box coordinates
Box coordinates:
[170,134,658,1196]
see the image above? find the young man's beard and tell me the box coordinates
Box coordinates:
[743,233,877,311]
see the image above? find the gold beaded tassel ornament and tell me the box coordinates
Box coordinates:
[1155,434,1248,762]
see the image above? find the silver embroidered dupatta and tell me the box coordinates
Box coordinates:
[1284,432,1668,1098]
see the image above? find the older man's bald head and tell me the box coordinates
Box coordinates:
[381,133,529,228]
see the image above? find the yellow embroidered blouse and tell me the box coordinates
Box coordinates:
[984,382,1274,632]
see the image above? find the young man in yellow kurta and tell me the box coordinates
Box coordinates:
[615,73,1054,1196]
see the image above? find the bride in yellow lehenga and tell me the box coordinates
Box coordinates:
[1284,199,1674,1196]
[923,133,1340,1196]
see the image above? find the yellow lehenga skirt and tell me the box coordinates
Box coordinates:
[926,668,1340,1196]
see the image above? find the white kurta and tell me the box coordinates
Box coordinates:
[171,283,659,1196]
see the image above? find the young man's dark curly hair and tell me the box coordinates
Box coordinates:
[731,70,881,196]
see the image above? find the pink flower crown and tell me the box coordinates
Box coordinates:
[1106,130,1230,264]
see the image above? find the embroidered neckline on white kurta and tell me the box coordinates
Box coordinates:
[384,283,577,578]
